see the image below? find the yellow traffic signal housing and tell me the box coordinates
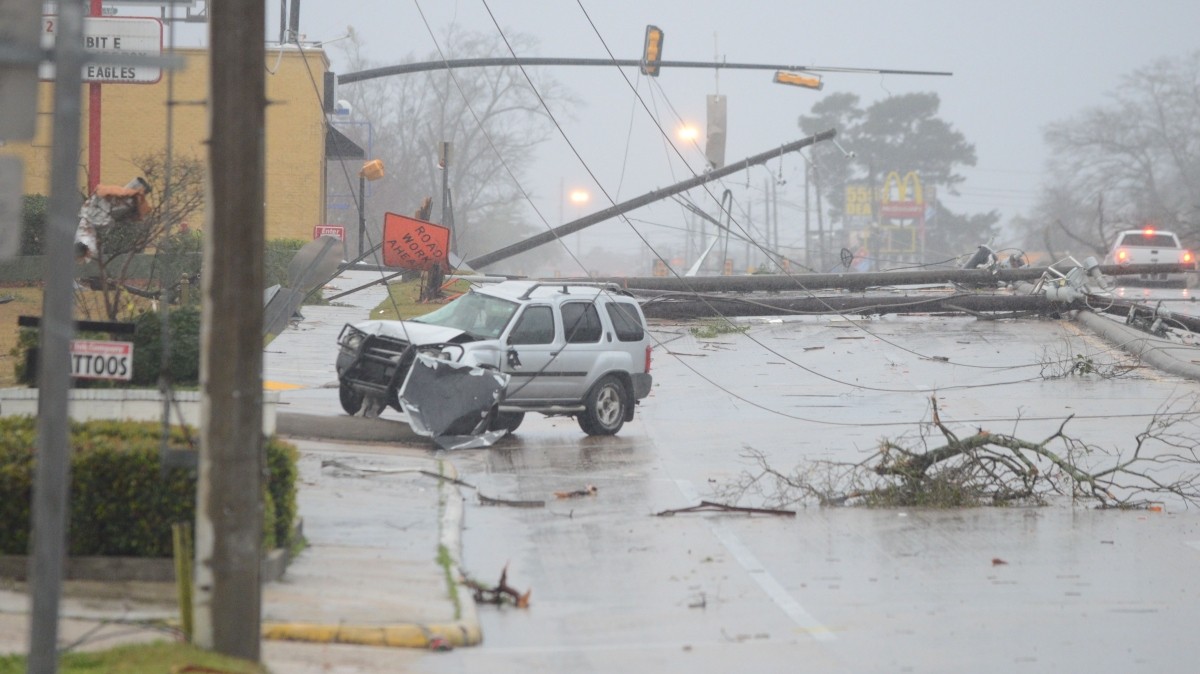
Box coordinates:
[360,159,384,181]
[641,25,664,77]
[773,70,824,90]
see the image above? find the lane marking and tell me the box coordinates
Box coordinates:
[675,479,836,642]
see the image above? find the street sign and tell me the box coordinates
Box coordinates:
[382,213,450,271]
[313,225,345,240]
[70,339,134,380]
[40,16,163,83]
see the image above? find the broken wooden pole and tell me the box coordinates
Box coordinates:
[583,263,1192,295]
[639,291,1076,319]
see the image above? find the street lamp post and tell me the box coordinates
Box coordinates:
[357,159,384,258]
[566,187,590,257]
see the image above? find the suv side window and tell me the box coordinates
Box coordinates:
[606,302,644,342]
[508,305,555,345]
[561,302,603,344]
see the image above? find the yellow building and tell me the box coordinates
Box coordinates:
[4,46,333,241]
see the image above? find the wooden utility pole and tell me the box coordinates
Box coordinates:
[194,0,266,661]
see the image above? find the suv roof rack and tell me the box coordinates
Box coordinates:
[517,281,623,300]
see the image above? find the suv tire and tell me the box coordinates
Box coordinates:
[339,380,364,415]
[578,375,627,436]
[489,411,525,433]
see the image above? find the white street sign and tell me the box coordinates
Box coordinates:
[40,16,162,83]
[71,339,134,380]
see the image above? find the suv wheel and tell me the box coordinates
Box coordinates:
[578,375,627,436]
[339,380,364,415]
[489,411,525,433]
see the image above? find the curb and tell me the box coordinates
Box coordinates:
[276,411,426,444]
[261,461,482,649]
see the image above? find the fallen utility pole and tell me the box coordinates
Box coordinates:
[577,263,1193,294]
[1087,294,1200,334]
[466,130,836,270]
[639,291,1078,320]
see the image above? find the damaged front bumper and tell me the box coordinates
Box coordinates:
[399,353,510,449]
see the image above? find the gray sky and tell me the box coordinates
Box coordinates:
[161,1,1200,270]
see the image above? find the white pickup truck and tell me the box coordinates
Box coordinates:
[1104,228,1197,286]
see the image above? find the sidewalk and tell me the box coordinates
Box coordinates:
[261,268,480,654]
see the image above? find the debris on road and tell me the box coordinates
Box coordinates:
[318,459,478,489]
[478,492,546,508]
[655,500,796,517]
[559,482,604,498]
[463,564,531,609]
[722,394,1200,509]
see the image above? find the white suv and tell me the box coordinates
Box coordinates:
[336,281,654,436]
[1105,228,1197,285]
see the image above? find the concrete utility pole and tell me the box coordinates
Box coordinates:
[467,130,836,270]
[194,0,266,661]
[26,1,86,670]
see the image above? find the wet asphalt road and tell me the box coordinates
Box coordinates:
[392,293,1200,673]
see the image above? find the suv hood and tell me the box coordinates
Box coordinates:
[350,320,470,345]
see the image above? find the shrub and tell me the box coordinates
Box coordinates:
[0,418,299,558]
[20,194,48,255]
[11,308,201,388]
[130,306,201,387]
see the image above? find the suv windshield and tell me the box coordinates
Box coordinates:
[413,291,519,339]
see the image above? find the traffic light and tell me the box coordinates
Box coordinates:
[641,25,664,77]
[773,70,824,90]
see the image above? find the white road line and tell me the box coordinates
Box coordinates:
[675,479,836,642]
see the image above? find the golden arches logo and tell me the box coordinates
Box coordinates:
[881,171,923,205]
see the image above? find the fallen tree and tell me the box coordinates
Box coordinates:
[721,395,1200,510]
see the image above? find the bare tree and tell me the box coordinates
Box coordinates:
[1036,51,1200,253]
[330,28,577,267]
[720,395,1200,510]
[77,151,206,320]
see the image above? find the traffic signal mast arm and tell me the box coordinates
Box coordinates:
[338,59,951,84]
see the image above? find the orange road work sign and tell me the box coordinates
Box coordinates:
[382,213,450,271]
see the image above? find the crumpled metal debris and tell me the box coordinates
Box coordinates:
[399,352,510,449]
[74,177,151,263]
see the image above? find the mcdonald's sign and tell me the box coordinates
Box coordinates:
[879,171,924,219]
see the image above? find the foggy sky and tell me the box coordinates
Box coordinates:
[157,1,1200,271]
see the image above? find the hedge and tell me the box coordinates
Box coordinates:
[12,307,201,388]
[0,417,299,558]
